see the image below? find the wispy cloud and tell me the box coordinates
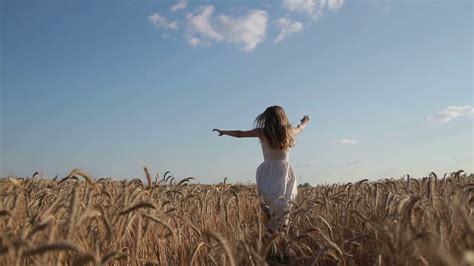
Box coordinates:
[282,0,344,19]
[170,0,187,12]
[149,1,344,51]
[296,159,367,168]
[186,6,223,41]
[344,159,367,165]
[274,18,303,43]
[186,6,268,51]
[328,0,344,10]
[427,105,473,123]
[188,37,205,47]
[148,13,178,30]
[217,10,268,51]
[282,0,320,17]
[332,138,359,145]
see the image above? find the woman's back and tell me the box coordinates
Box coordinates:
[260,137,289,162]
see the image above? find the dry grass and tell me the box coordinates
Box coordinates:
[0,170,473,265]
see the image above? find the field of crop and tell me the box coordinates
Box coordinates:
[0,169,473,265]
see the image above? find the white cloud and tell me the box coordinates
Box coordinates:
[187,37,211,47]
[188,37,200,46]
[282,0,318,14]
[344,159,367,165]
[149,1,344,51]
[427,105,474,123]
[328,0,344,10]
[148,13,178,30]
[187,6,223,41]
[296,159,367,167]
[217,10,268,51]
[282,0,343,19]
[186,6,268,51]
[170,0,187,12]
[332,139,359,145]
[274,18,303,43]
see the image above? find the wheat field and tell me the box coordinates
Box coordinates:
[0,169,472,265]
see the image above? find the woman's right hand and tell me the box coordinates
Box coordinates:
[300,115,310,124]
[213,129,224,136]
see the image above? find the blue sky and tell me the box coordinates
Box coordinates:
[1,0,472,184]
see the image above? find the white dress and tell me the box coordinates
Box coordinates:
[255,138,298,231]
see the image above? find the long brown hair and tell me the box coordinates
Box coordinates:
[254,106,295,150]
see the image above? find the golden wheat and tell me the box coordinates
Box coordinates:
[0,170,472,265]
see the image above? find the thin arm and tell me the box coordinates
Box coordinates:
[293,115,310,135]
[217,128,261,138]
[293,124,306,135]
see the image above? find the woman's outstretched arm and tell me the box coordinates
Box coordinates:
[293,115,310,135]
[213,128,261,138]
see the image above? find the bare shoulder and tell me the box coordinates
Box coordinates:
[254,127,263,135]
[248,128,263,138]
[254,128,264,139]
